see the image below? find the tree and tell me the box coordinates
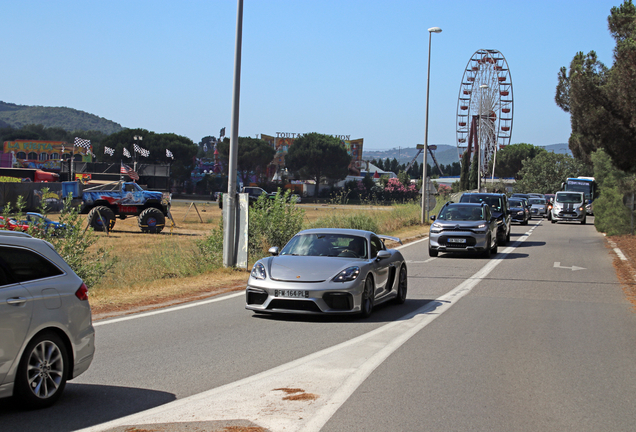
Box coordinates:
[459,151,471,190]
[514,152,590,193]
[217,137,275,184]
[488,143,546,179]
[285,133,351,197]
[555,0,636,172]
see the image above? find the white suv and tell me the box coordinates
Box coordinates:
[0,231,95,408]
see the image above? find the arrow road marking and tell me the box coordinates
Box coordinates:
[554,262,586,271]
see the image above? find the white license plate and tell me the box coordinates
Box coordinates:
[274,289,308,298]
[448,238,466,244]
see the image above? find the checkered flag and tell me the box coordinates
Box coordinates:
[74,137,91,149]
[134,143,150,157]
[123,148,131,158]
[104,146,115,156]
[166,149,174,159]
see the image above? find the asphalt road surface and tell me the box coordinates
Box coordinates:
[2,217,636,432]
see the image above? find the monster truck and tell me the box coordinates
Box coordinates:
[80,181,171,233]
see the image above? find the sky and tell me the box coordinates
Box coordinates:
[3,0,621,151]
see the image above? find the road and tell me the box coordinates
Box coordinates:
[2,217,636,431]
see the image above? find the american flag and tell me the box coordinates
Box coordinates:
[166,149,174,159]
[74,137,91,149]
[120,163,139,181]
[134,143,150,157]
[123,148,131,158]
[104,146,115,156]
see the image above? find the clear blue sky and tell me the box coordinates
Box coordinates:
[4,0,620,150]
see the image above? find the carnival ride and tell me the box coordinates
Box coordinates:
[456,49,513,177]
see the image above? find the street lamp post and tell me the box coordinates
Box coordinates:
[421,26,442,224]
[477,84,488,192]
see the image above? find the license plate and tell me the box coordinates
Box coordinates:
[274,289,308,298]
[448,238,466,244]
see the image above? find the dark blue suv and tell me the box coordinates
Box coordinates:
[459,193,511,246]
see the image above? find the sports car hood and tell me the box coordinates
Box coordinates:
[267,255,356,282]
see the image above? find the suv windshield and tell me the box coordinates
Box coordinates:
[438,205,485,221]
[529,198,546,205]
[556,193,583,204]
[461,195,503,212]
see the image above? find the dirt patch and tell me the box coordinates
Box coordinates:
[222,427,267,432]
[272,388,305,394]
[282,393,318,401]
[607,234,636,309]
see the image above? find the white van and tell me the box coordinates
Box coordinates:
[550,191,586,224]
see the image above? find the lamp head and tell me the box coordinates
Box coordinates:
[428,27,442,33]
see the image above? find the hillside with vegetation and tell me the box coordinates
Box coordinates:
[0,101,123,135]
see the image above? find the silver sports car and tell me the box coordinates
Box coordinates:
[245,228,408,317]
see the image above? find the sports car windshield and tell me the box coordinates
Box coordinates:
[281,234,368,259]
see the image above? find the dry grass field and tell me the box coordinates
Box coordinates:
[77,200,429,319]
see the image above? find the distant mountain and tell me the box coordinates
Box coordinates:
[0,101,123,135]
[363,143,573,168]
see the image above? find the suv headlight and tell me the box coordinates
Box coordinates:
[333,266,360,282]
[473,223,488,233]
[430,222,443,233]
[251,262,266,280]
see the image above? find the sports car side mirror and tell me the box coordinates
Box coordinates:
[268,246,279,256]
[376,250,391,260]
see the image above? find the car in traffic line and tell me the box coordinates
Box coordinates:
[428,202,498,258]
[508,198,530,225]
[245,228,407,317]
[459,192,511,246]
[551,191,587,224]
[0,231,95,408]
[528,197,548,218]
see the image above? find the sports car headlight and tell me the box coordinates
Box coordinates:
[251,262,266,280]
[333,266,360,282]
[430,222,443,233]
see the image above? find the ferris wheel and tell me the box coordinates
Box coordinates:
[456,49,513,176]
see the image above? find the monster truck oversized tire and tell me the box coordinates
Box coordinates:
[87,206,116,231]
[138,208,165,234]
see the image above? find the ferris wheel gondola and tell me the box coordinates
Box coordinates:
[456,49,513,175]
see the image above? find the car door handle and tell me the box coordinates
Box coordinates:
[7,297,27,306]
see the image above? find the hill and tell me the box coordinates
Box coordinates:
[363,143,573,167]
[0,101,123,135]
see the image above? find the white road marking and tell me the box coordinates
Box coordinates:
[93,292,245,327]
[80,226,537,432]
[553,262,586,271]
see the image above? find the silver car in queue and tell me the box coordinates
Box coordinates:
[245,228,408,318]
[428,202,499,258]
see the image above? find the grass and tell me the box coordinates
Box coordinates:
[79,199,432,317]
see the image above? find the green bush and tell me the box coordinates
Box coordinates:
[593,186,632,235]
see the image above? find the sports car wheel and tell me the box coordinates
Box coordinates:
[360,277,374,318]
[394,265,407,304]
[14,332,69,409]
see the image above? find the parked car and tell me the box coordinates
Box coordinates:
[428,202,498,258]
[245,228,407,317]
[528,197,548,218]
[551,191,587,224]
[0,231,95,408]
[508,198,530,225]
[459,192,511,245]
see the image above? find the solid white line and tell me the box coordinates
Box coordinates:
[79,226,536,432]
[93,292,244,327]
